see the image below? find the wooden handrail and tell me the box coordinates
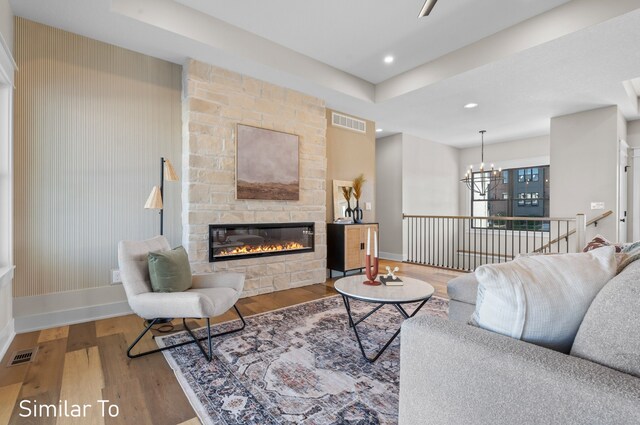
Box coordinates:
[534,210,613,253]
[403,214,576,222]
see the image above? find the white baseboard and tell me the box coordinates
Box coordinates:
[13,285,132,333]
[0,318,15,361]
[379,251,403,262]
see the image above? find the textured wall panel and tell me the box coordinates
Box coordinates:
[14,19,182,297]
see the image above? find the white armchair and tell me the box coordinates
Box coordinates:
[118,236,246,361]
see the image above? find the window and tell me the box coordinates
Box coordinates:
[472,165,550,230]
[532,192,540,206]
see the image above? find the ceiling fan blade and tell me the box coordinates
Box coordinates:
[418,0,439,18]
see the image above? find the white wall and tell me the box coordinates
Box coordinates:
[0,0,12,54]
[403,133,459,215]
[550,106,619,241]
[376,134,403,259]
[457,135,550,215]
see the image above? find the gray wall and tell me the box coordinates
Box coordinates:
[628,119,640,148]
[14,19,182,298]
[550,106,619,241]
[376,134,403,258]
[402,133,459,216]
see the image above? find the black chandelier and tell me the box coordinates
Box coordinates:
[460,130,501,197]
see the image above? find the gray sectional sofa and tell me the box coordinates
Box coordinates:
[398,259,640,425]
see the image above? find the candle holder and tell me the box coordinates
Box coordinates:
[363,254,381,286]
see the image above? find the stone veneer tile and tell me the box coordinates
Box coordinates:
[183,59,327,298]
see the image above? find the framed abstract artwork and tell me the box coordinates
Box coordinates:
[236,124,300,200]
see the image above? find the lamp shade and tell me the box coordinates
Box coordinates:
[144,186,163,209]
[164,159,179,182]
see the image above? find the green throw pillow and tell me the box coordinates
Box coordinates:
[148,246,192,293]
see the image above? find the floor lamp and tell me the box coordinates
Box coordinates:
[144,157,179,235]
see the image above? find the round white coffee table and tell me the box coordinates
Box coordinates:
[334,275,435,362]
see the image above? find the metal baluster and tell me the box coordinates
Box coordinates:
[492,224,495,264]
[446,218,450,268]
[485,224,488,266]
[436,217,439,267]
[417,217,421,264]
[473,218,477,270]
[519,227,522,256]
[511,224,515,260]
[410,217,414,262]
[451,218,455,269]
[420,217,423,264]
[430,217,434,266]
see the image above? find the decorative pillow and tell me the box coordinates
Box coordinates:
[470,246,616,353]
[616,241,640,273]
[148,246,192,293]
[583,234,623,253]
[571,259,640,378]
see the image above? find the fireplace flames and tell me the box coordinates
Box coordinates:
[217,241,305,257]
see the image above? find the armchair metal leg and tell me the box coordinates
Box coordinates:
[126,304,247,361]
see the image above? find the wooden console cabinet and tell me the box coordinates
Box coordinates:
[327,223,379,277]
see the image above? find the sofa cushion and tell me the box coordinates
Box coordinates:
[447,273,478,305]
[571,259,640,378]
[471,247,617,353]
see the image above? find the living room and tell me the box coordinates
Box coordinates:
[0,1,639,424]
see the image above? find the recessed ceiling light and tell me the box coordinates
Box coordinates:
[376,128,383,133]
[383,56,394,64]
[464,103,479,109]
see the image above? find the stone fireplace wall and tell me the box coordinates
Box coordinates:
[182,59,327,296]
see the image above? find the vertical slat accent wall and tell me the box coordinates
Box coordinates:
[14,18,182,297]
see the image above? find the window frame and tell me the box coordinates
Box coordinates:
[470,164,550,231]
[0,36,15,278]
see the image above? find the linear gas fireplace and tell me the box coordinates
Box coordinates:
[209,222,315,262]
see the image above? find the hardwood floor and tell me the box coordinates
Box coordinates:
[0,261,462,425]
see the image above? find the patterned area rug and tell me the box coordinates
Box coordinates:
[157,295,448,425]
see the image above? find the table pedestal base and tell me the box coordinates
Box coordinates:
[340,295,429,363]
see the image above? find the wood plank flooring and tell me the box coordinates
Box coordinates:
[0,261,461,425]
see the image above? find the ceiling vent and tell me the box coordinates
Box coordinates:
[331,112,367,134]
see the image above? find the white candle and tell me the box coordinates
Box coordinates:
[374,230,378,258]
[367,228,371,256]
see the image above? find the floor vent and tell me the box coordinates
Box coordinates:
[7,347,38,367]
[331,112,367,134]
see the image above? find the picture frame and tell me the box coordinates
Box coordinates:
[236,124,300,201]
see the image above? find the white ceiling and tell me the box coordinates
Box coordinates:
[175,0,571,84]
[9,0,640,147]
